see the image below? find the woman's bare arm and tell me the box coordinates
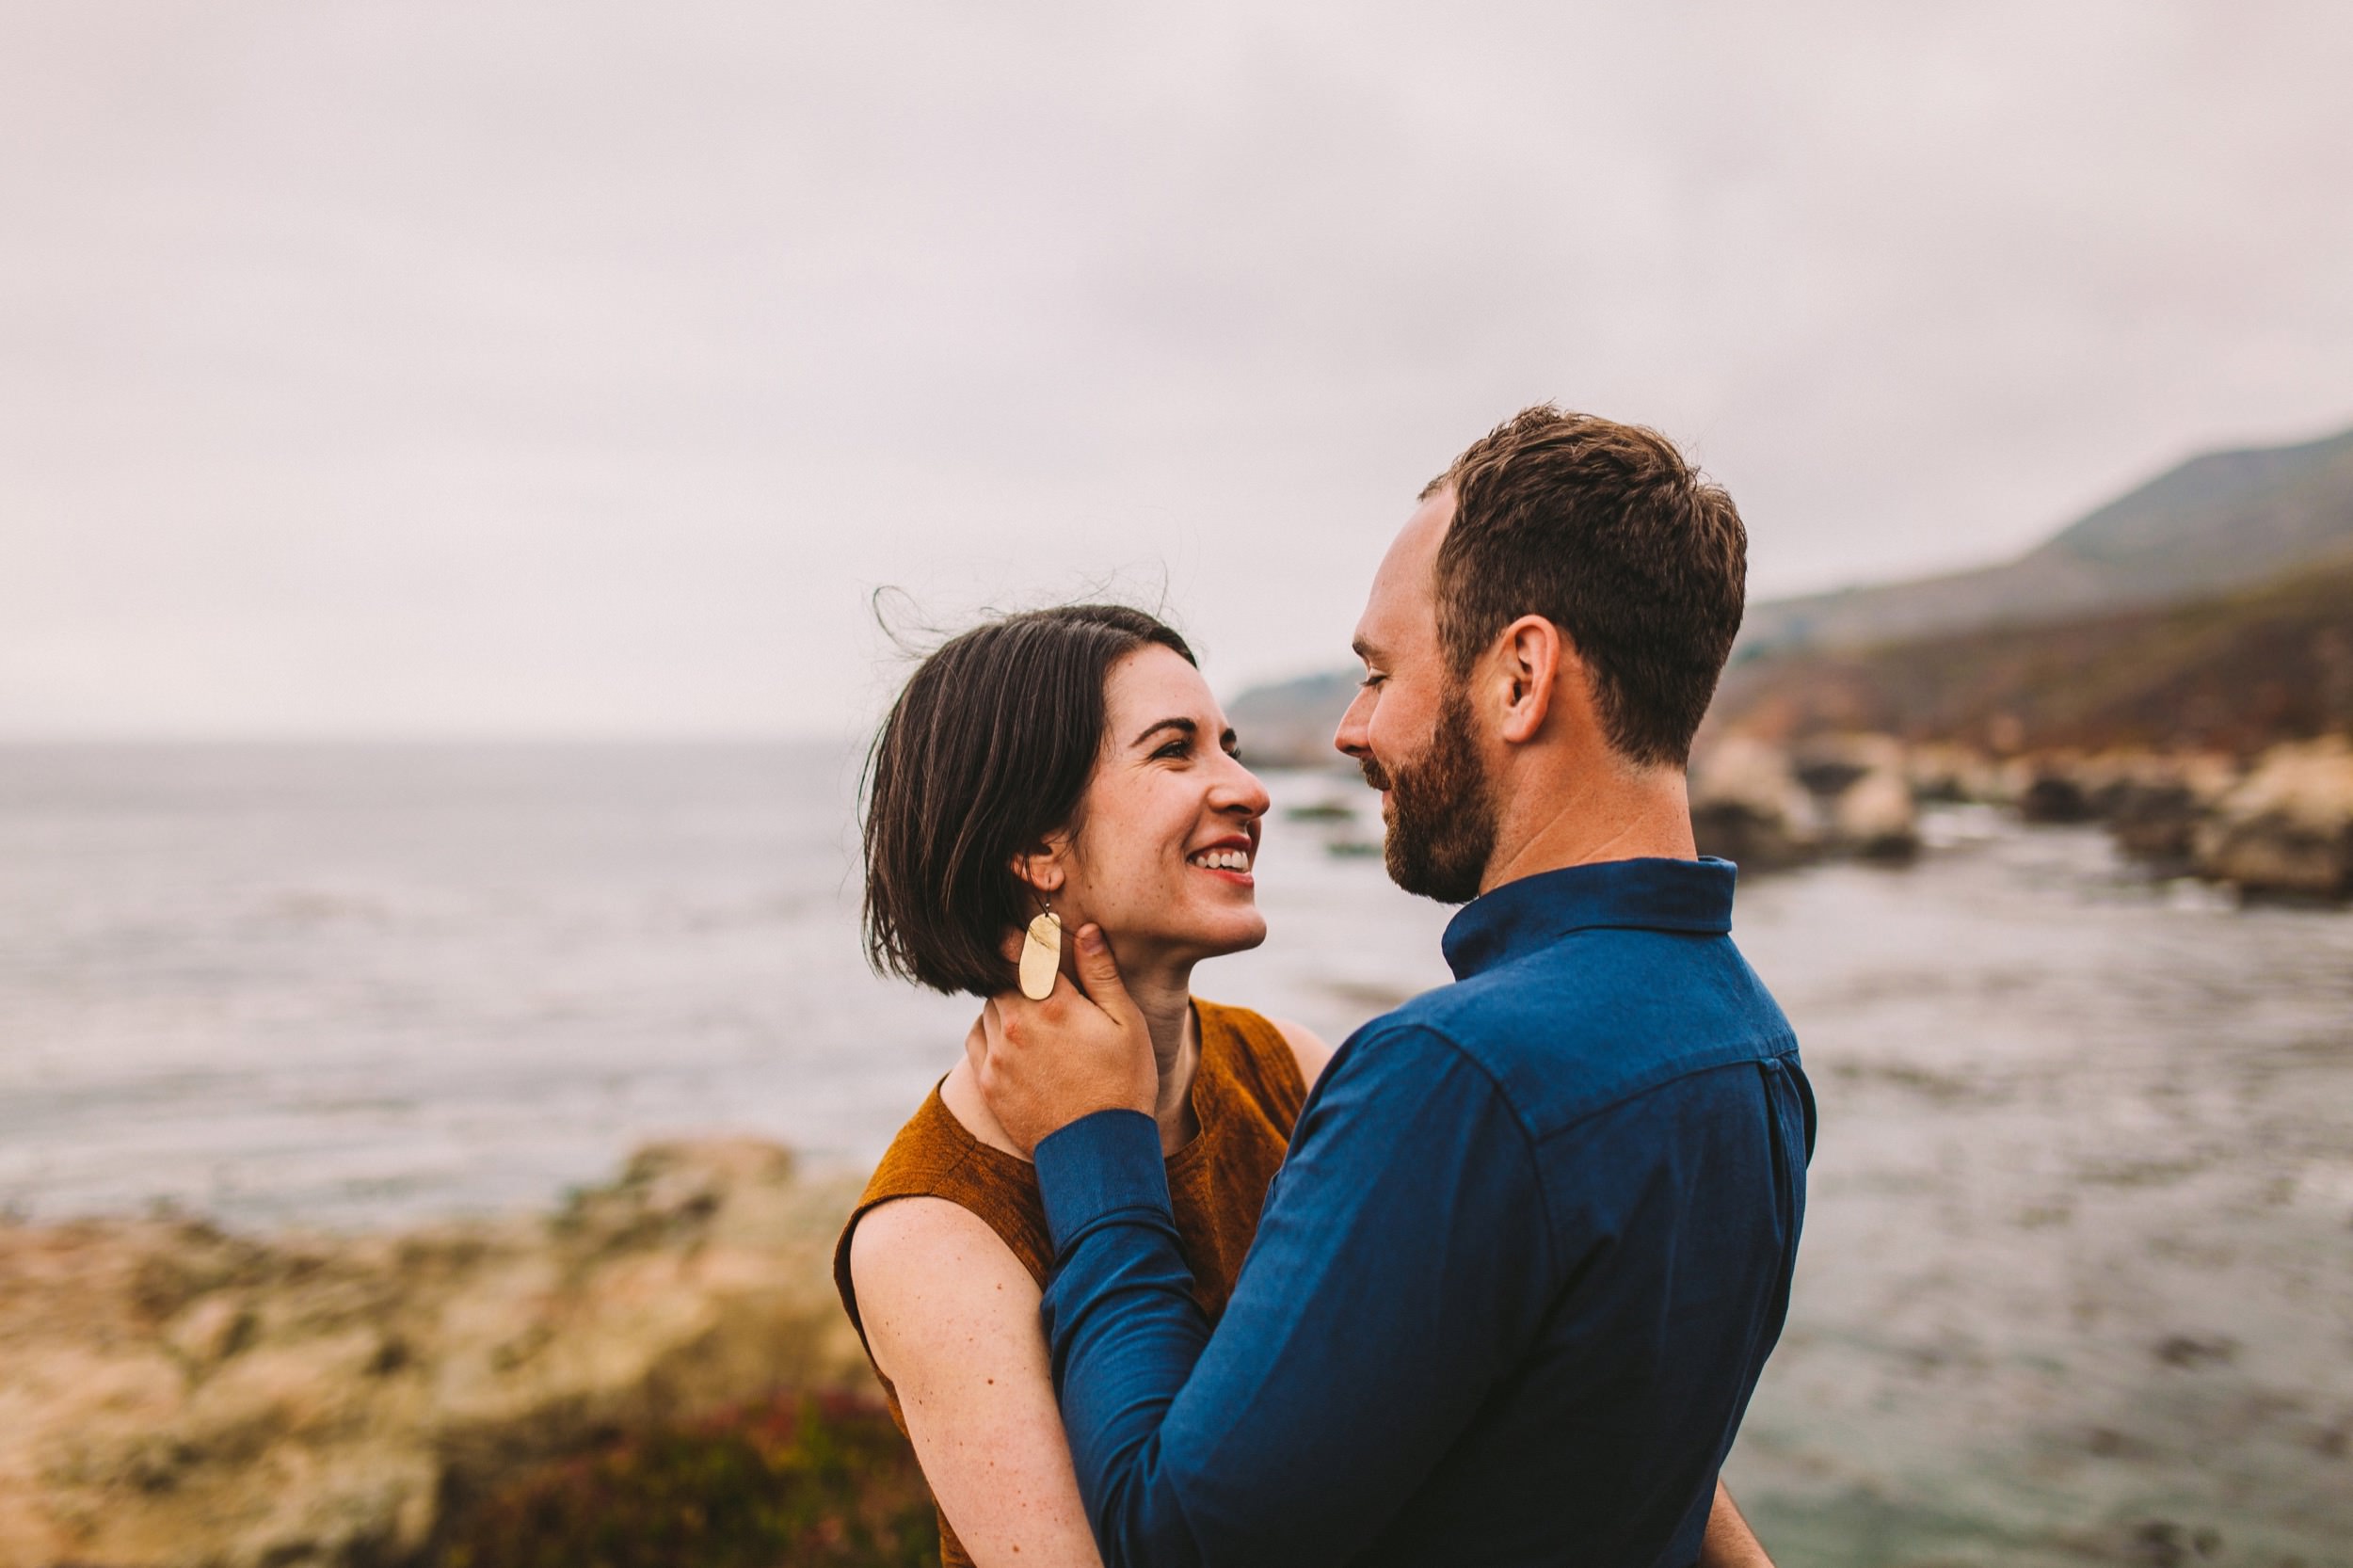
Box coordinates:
[850,1195,1104,1568]
[1700,1480,1775,1567]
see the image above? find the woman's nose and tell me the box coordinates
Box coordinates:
[1212,755,1272,818]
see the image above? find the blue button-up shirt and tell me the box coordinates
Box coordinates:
[1032,856,1813,1568]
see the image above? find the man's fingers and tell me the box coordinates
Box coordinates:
[968,1005,995,1076]
[1069,923,1138,1018]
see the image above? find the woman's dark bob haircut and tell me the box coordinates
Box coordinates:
[862,603,1195,998]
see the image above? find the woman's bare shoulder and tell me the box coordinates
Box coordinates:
[1267,1016,1337,1091]
[849,1190,1011,1267]
[849,1195,1038,1369]
[850,1032,1027,1285]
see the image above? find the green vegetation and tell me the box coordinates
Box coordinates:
[431,1393,939,1568]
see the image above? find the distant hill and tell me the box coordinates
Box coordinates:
[1225,421,2353,765]
[1227,668,1358,769]
[1707,551,2353,756]
[1737,424,2353,657]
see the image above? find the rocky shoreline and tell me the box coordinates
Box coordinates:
[1689,731,2353,900]
[0,1141,926,1568]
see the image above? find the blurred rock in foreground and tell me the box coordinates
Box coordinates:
[1689,737,1821,870]
[2193,736,2353,901]
[1794,734,1921,862]
[0,1139,906,1568]
[1690,734,1922,869]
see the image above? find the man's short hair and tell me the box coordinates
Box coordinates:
[1428,406,1747,769]
[861,603,1194,997]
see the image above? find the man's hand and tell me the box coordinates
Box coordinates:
[972,922,1158,1155]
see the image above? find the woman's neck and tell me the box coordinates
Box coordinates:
[942,943,1202,1162]
[1120,953,1202,1155]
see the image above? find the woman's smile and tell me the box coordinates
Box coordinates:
[1186,832,1257,886]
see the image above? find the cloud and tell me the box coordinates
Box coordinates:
[3,0,2348,735]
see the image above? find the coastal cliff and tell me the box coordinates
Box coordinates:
[1734,424,2353,659]
[0,1141,931,1568]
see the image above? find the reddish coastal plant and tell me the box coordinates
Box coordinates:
[432,1391,938,1568]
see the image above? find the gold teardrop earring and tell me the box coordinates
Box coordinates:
[1018,897,1063,1001]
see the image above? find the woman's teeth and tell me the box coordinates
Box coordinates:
[1190,848,1253,872]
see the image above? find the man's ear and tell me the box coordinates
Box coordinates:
[1492,616,1570,745]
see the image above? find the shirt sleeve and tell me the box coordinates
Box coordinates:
[1031,1024,1554,1568]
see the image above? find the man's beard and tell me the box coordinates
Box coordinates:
[1362,685,1497,904]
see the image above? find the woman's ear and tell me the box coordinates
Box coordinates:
[1010,831,1070,900]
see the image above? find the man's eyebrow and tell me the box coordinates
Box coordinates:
[1352,635,1385,664]
[1130,716,1196,748]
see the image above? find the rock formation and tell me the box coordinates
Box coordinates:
[1689,737,1820,870]
[1683,727,2353,901]
[2193,737,2353,900]
[0,1140,871,1568]
[1790,735,1920,861]
[1829,767,1921,862]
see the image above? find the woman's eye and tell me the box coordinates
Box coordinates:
[1154,740,1189,760]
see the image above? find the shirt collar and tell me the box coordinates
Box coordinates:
[1439,856,1737,980]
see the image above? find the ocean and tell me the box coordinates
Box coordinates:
[2,742,2348,1564]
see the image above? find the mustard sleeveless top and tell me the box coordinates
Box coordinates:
[832,999,1308,1568]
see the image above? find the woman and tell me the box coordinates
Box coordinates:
[834,603,1330,1566]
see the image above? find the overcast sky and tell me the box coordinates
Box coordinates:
[5,1,2350,739]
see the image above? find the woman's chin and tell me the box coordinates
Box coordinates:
[1112,911,1269,967]
[1195,913,1270,958]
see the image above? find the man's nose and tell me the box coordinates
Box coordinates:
[1333,686,1372,760]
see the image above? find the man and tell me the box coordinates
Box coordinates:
[973,407,1813,1566]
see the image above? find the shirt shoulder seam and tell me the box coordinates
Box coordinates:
[1374,1020,1560,1282]
[1368,1008,1800,1137]
[1525,1038,1804,1145]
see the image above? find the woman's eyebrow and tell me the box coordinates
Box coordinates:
[1130,716,1196,748]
